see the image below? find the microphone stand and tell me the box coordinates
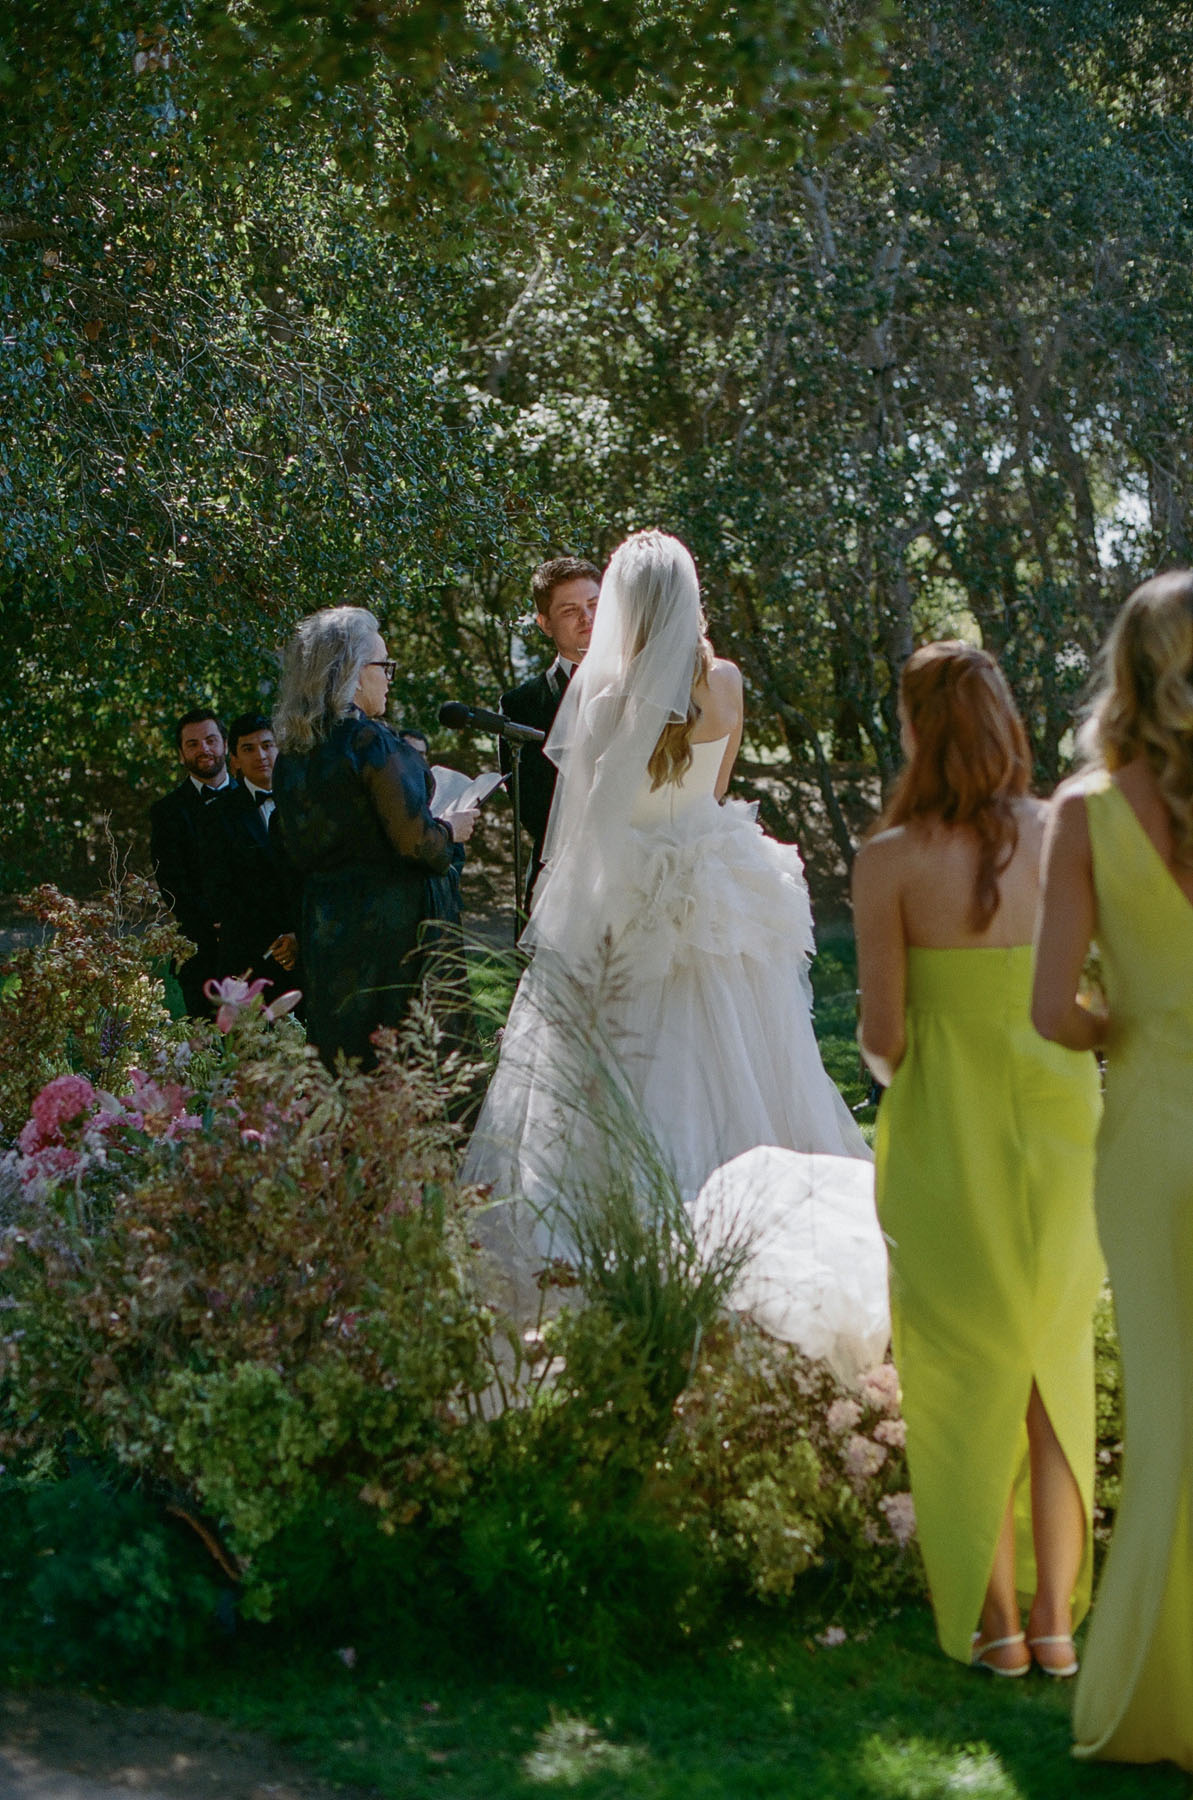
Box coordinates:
[438,701,539,941]
[509,741,528,937]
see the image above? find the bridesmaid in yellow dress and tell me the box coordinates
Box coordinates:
[853,642,1103,1677]
[1033,570,1193,1771]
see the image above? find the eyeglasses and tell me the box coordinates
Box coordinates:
[366,659,396,681]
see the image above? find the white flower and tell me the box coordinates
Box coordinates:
[826,1397,862,1435]
[879,1491,917,1548]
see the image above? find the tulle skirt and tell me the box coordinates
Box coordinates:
[463,795,884,1378]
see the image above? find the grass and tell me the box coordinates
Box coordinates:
[145,1605,1188,1799]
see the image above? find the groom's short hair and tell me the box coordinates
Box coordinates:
[531,556,601,617]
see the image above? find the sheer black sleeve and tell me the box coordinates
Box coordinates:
[359,727,454,876]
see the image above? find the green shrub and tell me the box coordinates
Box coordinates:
[1093,1286,1124,1555]
[0,877,194,1140]
[0,1464,224,1679]
[659,1324,921,1609]
[1,1004,493,1621]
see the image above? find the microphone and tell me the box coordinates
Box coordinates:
[438,701,545,746]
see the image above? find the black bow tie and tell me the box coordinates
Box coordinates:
[252,788,273,807]
[201,785,221,803]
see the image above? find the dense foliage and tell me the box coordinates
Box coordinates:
[4,0,1192,903]
[460,0,1193,869]
[1,877,927,1673]
[0,0,889,890]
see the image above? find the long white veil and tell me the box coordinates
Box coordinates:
[522,530,702,961]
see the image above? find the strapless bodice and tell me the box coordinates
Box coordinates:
[630,735,729,826]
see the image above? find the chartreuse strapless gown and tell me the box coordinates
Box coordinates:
[1073,776,1193,1770]
[875,944,1103,1663]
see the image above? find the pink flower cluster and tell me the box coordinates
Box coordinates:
[17,1074,118,1199]
[18,1074,99,1153]
[843,1433,888,1484]
[878,1491,917,1548]
[13,1068,202,1202]
[820,1360,917,1552]
[857,1362,901,1414]
[123,1067,202,1139]
[826,1397,862,1435]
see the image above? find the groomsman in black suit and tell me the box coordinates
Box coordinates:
[206,711,300,1001]
[148,708,234,1015]
[500,555,601,907]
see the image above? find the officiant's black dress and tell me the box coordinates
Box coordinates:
[273,709,454,1069]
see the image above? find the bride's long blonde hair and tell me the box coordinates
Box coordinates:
[647,634,716,789]
[1081,569,1193,864]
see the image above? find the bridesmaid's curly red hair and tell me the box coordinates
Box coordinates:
[876,641,1032,932]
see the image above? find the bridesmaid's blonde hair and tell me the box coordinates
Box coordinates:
[1081,569,1193,864]
[875,641,1032,932]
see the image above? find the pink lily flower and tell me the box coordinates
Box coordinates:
[203,975,302,1033]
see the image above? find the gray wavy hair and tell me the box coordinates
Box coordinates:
[273,606,380,753]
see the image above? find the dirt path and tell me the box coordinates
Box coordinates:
[0,1694,374,1800]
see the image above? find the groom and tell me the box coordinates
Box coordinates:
[501,555,600,908]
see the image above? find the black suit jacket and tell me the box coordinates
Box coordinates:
[500,663,569,898]
[203,784,300,994]
[149,777,233,1012]
[148,778,227,950]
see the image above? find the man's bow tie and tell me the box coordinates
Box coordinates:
[201,785,221,803]
[252,788,273,807]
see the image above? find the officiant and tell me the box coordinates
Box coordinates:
[500,556,600,907]
[272,609,477,1071]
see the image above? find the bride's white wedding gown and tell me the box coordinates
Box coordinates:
[464,736,889,1381]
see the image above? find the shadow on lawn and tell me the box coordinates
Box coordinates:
[527,1606,1192,1800]
[148,1603,1190,1800]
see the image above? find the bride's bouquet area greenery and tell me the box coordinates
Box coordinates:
[0,878,1122,1680]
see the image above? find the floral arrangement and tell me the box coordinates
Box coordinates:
[659,1324,921,1607]
[2,952,492,1620]
[0,876,193,1140]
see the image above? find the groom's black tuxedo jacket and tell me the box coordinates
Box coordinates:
[500,662,569,902]
[203,783,302,1001]
[148,776,231,1013]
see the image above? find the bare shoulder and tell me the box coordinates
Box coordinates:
[1041,779,1094,871]
[706,657,743,692]
[1047,776,1094,827]
[856,822,910,858]
[851,826,910,893]
[694,656,744,739]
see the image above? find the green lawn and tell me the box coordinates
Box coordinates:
[153,1606,1187,1799]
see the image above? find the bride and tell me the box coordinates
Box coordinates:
[464,530,885,1378]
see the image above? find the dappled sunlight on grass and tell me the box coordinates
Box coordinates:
[859,1734,1021,1799]
[522,1712,647,1786]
